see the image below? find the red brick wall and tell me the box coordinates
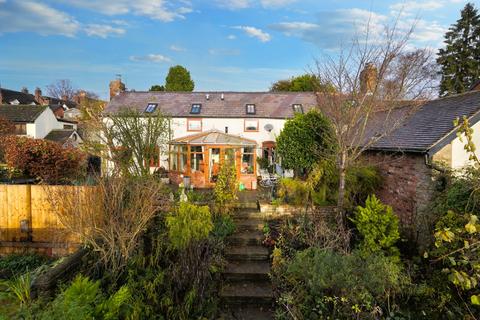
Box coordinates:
[363,152,435,239]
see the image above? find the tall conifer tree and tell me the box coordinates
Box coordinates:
[437,3,480,96]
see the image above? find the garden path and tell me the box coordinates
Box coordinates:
[218,204,274,320]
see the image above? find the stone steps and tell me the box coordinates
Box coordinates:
[234,219,265,232]
[223,260,270,281]
[225,245,270,261]
[227,230,264,246]
[219,208,274,319]
[220,280,273,304]
[217,305,274,320]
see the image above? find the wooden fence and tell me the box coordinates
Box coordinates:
[0,185,98,256]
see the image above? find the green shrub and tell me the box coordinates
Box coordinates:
[39,275,131,320]
[277,178,309,205]
[279,248,410,319]
[345,166,383,207]
[351,195,400,257]
[0,254,50,279]
[0,272,32,306]
[166,202,213,250]
[214,161,238,212]
[212,214,236,240]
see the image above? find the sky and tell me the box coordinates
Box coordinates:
[0,0,476,99]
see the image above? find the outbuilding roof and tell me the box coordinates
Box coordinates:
[369,90,480,153]
[104,91,317,119]
[0,105,47,122]
[44,129,78,144]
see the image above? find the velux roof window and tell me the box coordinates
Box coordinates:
[145,103,158,113]
[246,104,256,115]
[190,103,202,114]
[292,104,303,114]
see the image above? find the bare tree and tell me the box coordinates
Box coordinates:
[81,106,171,177]
[47,175,169,277]
[46,79,76,100]
[313,18,438,230]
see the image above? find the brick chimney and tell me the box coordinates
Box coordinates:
[34,87,43,104]
[109,76,125,100]
[21,87,29,94]
[360,62,378,95]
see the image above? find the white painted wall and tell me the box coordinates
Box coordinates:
[450,120,480,169]
[171,117,285,144]
[24,108,77,139]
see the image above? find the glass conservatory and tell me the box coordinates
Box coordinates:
[168,130,258,189]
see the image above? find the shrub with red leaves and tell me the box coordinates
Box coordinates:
[0,135,85,184]
[0,117,15,136]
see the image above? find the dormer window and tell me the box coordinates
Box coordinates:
[190,103,201,114]
[145,103,158,113]
[292,104,303,114]
[246,104,256,115]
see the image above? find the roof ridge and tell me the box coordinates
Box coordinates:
[431,89,480,102]
[122,91,316,94]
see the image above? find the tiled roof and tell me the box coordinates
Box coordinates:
[369,90,480,152]
[171,130,257,146]
[0,105,47,122]
[0,88,37,105]
[44,129,76,144]
[104,91,318,118]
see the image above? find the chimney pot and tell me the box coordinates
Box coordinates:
[360,62,378,95]
[34,87,43,104]
[109,78,126,100]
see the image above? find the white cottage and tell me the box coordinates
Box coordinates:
[104,91,317,189]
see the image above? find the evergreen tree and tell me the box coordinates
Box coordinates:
[165,65,194,91]
[149,85,165,92]
[437,3,480,96]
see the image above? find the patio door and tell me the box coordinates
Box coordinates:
[209,148,221,182]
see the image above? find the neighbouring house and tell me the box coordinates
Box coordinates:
[0,104,81,146]
[0,87,77,117]
[104,81,317,189]
[364,88,480,242]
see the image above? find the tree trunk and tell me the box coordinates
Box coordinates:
[337,151,347,216]
[336,151,349,250]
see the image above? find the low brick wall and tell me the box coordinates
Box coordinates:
[259,203,336,218]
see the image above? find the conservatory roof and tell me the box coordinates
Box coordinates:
[170,130,257,146]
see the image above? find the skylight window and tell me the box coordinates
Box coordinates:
[190,103,201,114]
[292,104,303,114]
[145,103,158,113]
[246,104,256,115]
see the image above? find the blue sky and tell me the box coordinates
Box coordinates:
[0,0,476,99]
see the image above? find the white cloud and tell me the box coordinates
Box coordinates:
[60,0,192,22]
[0,0,80,36]
[84,24,125,38]
[269,21,318,36]
[129,54,172,63]
[390,1,445,15]
[216,0,251,10]
[216,0,296,9]
[234,26,271,42]
[227,34,237,40]
[169,45,186,52]
[270,7,448,49]
[260,0,297,8]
